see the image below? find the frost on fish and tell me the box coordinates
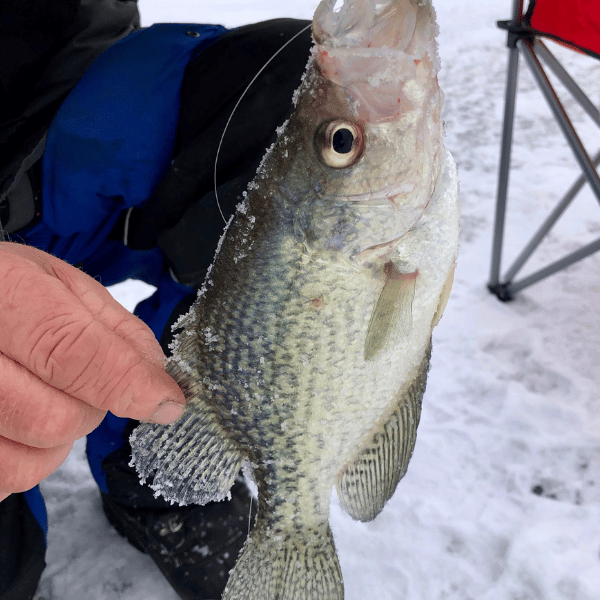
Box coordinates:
[131,1,460,599]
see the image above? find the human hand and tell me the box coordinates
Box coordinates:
[0,242,186,500]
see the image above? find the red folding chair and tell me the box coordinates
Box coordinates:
[488,0,600,301]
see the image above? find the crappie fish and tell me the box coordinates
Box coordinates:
[131,0,460,598]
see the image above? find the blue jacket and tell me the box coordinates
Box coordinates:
[21,22,226,338]
[16,22,226,494]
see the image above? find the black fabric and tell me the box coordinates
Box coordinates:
[101,422,256,600]
[0,494,46,600]
[0,0,79,122]
[102,420,173,510]
[123,18,312,287]
[0,190,8,232]
[101,481,256,600]
[0,0,77,232]
[0,0,140,226]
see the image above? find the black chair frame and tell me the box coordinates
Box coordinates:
[488,0,600,301]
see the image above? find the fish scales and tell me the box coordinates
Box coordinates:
[131,0,460,598]
[194,225,396,515]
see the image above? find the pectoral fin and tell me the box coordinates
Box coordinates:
[337,344,430,522]
[364,263,417,361]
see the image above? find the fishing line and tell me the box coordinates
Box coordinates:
[213,22,312,224]
[0,216,8,242]
[247,494,253,538]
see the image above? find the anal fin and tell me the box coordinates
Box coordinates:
[337,344,431,521]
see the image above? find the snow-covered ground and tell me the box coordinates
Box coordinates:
[36,1,600,599]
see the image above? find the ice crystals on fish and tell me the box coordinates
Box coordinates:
[131,1,459,599]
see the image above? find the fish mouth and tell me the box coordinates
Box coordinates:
[312,0,439,123]
[313,0,425,52]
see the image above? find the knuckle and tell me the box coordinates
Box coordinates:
[0,262,36,309]
[93,356,143,414]
[29,316,98,388]
[0,393,79,451]
[0,354,88,448]
[55,335,146,416]
[0,458,32,493]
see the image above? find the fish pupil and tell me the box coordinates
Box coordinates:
[332,128,354,154]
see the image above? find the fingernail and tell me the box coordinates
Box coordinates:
[149,400,185,425]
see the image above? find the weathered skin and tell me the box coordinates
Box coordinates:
[131,1,460,598]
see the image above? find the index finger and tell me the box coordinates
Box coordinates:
[0,243,185,422]
[15,243,167,367]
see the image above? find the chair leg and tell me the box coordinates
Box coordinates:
[535,40,600,129]
[503,148,600,284]
[489,38,600,300]
[488,44,521,301]
[521,40,600,202]
[507,237,600,295]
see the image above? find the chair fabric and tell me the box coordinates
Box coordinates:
[527,0,600,57]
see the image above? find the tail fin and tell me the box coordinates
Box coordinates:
[223,519,343,600]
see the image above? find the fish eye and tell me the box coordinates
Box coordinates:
[315,120,364,169]
[332,128,354,153]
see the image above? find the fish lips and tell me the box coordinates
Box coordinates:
[312,0,439,124]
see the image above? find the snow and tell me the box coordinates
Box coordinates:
[36,1,600,599]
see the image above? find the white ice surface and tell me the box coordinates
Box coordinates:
[36,1,600,599]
